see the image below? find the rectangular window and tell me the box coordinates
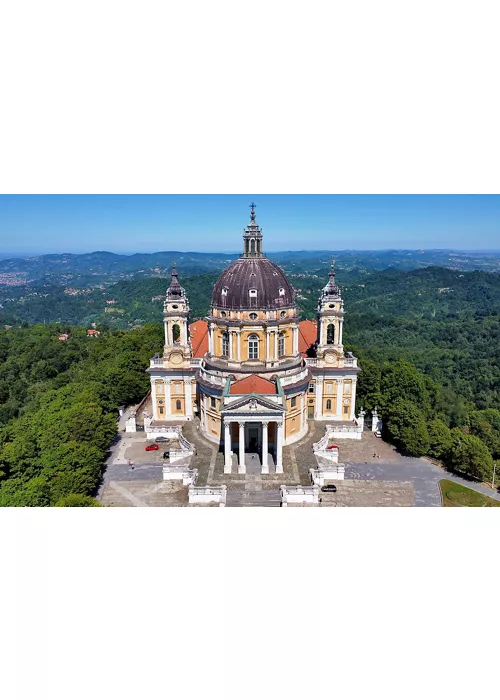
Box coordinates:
[291,397,297,408]
[345,384,351,394]
[308,383,315,393]
[248,338,259,360]
[175,383,182,394]
[156,384,164,395]
[343,406,349,415]
[326,383,333,394]
[210,397,216,409]
[159,407,164,415]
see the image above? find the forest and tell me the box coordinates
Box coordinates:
[0,324,163,506]
[0,264,499,504]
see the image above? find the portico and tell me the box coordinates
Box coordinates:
[223,414,284,475]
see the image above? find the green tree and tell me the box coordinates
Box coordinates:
[446,429,494,482]
[427,419,453,460]
[54,494,101,507]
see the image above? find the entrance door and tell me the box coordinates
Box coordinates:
[247,424,260,452]
[307,406,314,420]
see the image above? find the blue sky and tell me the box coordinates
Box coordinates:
[0,195,498,256]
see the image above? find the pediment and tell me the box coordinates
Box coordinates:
[224,394,283,414]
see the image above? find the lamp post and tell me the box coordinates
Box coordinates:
[492,461,497,491]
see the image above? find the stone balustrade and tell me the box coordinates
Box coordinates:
[310,464,345,485]
[188,485,227,506]
[280,485,319,506]
[162,467,198,485]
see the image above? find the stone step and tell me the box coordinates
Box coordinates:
[226,490,282,507]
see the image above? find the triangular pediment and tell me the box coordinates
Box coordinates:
[223,393,283,413]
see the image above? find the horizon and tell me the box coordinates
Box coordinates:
[1,195,499,255]
[1,246,500,261]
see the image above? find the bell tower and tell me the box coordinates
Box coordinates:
[316,261,345,365]
[163,264,192,368]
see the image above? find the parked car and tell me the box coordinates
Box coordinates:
[145,444,159,451]
[162,451,170,459]
[327,444,339,450]
[321,484,337,493]
[155,436,169,443]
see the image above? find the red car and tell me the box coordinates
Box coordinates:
[145,444,159,451]
[327,444,339,450]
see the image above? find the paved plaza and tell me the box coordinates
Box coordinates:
[98,417,500,507]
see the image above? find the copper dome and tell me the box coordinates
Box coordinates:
[212,257,296,310]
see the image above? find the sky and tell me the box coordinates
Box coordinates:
[0,195,499,256]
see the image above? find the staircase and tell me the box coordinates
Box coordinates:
[226,490,281,507]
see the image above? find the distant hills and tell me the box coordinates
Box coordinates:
[0,248,499,288]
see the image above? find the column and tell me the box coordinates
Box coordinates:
[274,330,278,359]
[275,421,283,473]
[151,380,158,420]
[208,323,215,354]
[336,379,343,418]
[293,325,299,354]
[224,421,232,473]
[266,329,271,362]
[314,376,323,419]
[185,378,193,417]
[261,421,269,474]
[164,322,169,346]
[204,395,209,433]
[238,422,246,474]
[338,319,344,347]
[236,330,241,361]
[349,378,357,420]
[164,380,172,417]
[228,330,233,360]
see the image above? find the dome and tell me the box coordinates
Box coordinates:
[212,257,296,310]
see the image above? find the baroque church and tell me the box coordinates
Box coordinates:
[147,205,360,474]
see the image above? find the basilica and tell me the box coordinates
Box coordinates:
[147,205,360,474]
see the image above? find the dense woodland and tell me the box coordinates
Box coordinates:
[0,264,499,504]
[0,325,163,506]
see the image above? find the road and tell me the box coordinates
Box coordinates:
[344,458,500,507]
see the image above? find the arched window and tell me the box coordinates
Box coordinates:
[327,323,335,344]
[176,400,182,411]
[248,334,259,360]
[172,323,181,343]
[222,331,229,357]
[326,399,332,411]
[278,332,285,357]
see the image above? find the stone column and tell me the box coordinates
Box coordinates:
[208,323,215,355]
[151,380,158,420]
[275,421,283,473]
[238,422,246,474]
[236,330,241,361]
[274,330,278,359]
[293,325,299,354]
[204,395,209,433]
[224,421,232,473]
[336,379,343,418]
[314,376,323,419]
[184,378,193,417]
[261,421,269,474]
[164,380,172,417]
[266,329,271,362]
[349,378,357,420]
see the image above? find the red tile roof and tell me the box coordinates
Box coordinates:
[229,375,277,395]
[189,320,209,358]
[298,320,317,356]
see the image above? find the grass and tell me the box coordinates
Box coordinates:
[440,479,500,507]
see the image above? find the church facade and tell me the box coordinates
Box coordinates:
[147,205,360,474]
